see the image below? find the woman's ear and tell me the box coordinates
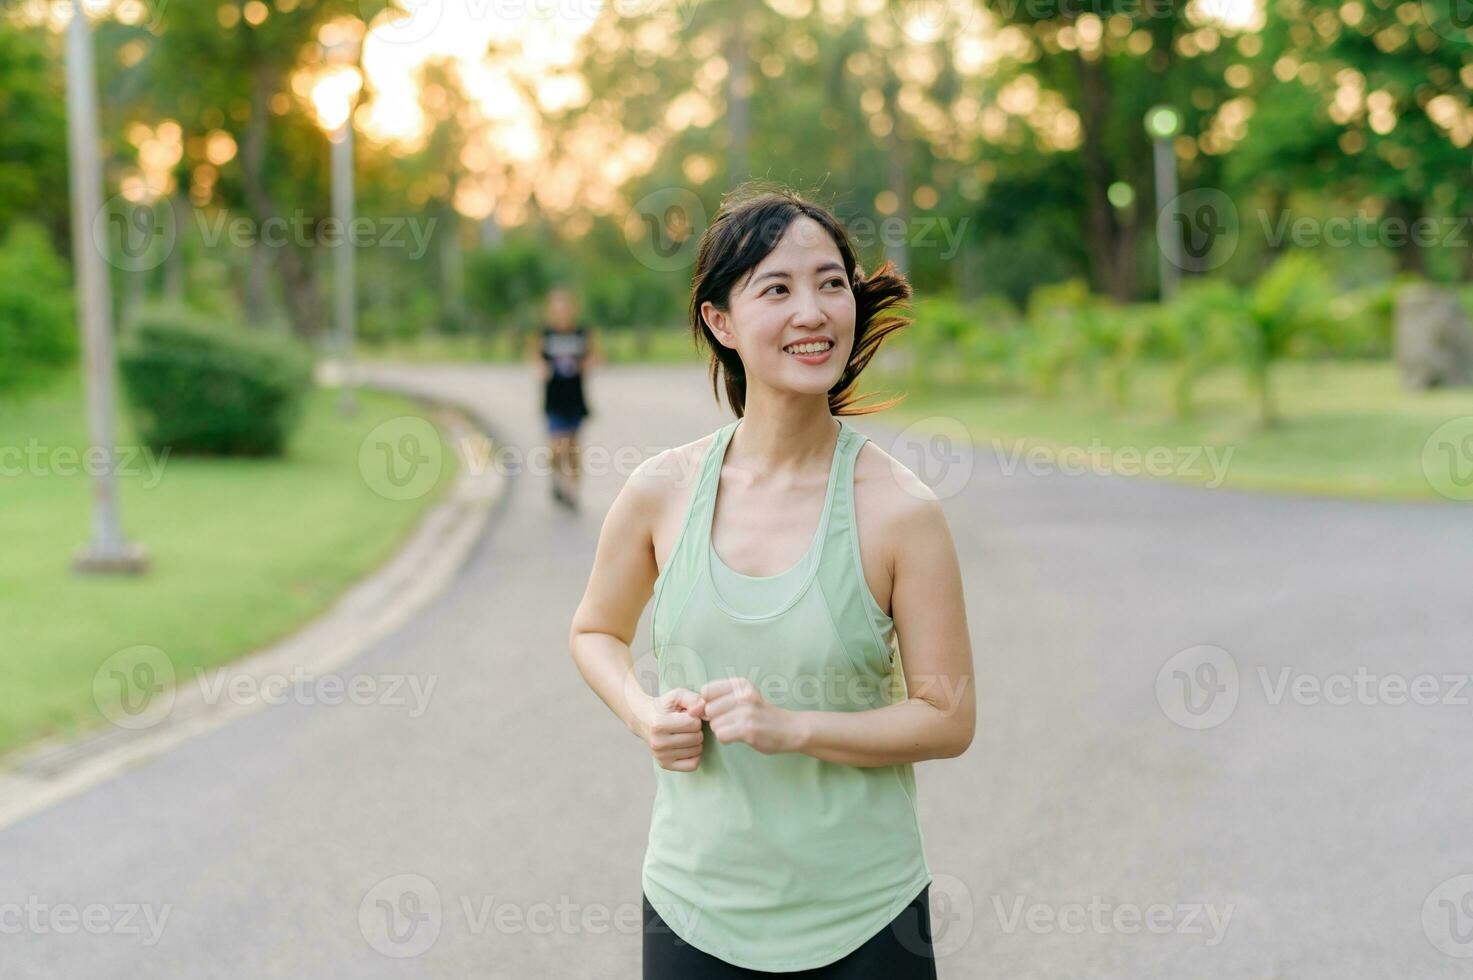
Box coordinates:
[701,301,736,350]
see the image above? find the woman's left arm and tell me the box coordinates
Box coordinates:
[697,487,976,766]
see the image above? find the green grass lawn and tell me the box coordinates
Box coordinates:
[875,359,1473,501]
[0,377,455,755]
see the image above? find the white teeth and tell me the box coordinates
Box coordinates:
[784,341,833,355]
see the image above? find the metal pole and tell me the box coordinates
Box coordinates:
[331,120,356,414]
[1153,136,1181,300]
[66,7,147,574]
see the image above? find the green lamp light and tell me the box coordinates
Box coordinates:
[1145,105,1182,140]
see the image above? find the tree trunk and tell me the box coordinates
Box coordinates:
[239,63,320,337]
[877,73,913,275]
[725,2,750,188]
[1386,196,1427,276]
[1465,208,1473,280]
[1072,51,1132,301]
[439,205,464,333]
[243,239,270,325]
[884,77,911,278]
[164,189,186,303]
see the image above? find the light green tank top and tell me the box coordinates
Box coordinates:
[643,415,933,972]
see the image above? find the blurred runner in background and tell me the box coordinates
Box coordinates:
[529,285,600,511]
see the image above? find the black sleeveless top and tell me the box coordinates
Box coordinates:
[540,323,591,419]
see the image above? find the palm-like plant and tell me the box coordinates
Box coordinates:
[1156,279,1241,420]
[1234,251,1339,426]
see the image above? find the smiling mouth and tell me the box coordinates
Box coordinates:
[782,339,834,355]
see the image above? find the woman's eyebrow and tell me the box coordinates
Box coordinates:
[751,261,845,286]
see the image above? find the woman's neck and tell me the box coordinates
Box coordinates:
[728,398,839,478]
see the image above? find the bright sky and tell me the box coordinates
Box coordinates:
[356,1,599,149]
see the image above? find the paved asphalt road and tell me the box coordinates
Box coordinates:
[3,363,1471,979]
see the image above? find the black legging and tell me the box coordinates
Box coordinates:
[642,886,937,978]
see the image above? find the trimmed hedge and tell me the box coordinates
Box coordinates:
[118,308,312,456]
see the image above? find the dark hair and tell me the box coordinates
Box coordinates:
[688,182,911,418]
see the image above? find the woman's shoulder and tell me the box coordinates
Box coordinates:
[851,430,944,542]
[617,426,725,524]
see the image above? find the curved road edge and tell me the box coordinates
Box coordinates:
[0,371,512,832]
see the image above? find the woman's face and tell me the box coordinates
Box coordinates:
[705,216,855,398]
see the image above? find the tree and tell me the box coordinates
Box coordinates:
[980,0,1247,299]
[0,24,69,247]
[1231,0,1473,278]
[138,0,373,336]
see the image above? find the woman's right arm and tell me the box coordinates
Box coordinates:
[568,453,706,770]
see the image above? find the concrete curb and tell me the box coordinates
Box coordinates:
[0,381,508,832]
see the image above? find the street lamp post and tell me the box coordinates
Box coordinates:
[65,5,147,574]
[1145,104,1183,301]
[330,115,356,415]
[313,28,362,416]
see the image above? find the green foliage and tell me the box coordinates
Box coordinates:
[0,26,68,242]
[117,307,312,456]
[361,290,437,345]
[1025,279,1093,323]
[583,268,683,329]
[1236,0,1473,278]
[904,294,1025,390]
[1085,305,1149,408]
[465,241,559,334]
[0,220,75,398]
[1322,276,1412,359]
[959,294,1023,388]
[1154,279,1242,418]
[1020,280,1093,398]
[1235,251,1341,423]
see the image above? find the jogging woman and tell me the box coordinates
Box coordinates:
[531,286,599,511]
[569,185,975,977]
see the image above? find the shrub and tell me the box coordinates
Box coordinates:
[905,296,969,391]
[1155,280,1242,419]
[360,290,436,345]
[962,294,1023,389]
[466,241,559,337]
[1020,279,1093,398]
[118,307,312,456]
[1322,276,1405,359]
[1083,305,1148,408]
[1236,251,1339,425]
[0,220,76,398]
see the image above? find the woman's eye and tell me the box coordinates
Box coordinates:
[826,277,846,289]
[763,284,787,296]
